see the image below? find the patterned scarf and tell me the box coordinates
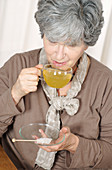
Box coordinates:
[35,48,89,169]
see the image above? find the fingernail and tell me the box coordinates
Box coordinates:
[39,129,41,133]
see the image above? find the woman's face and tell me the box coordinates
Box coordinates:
[43,35,88,70]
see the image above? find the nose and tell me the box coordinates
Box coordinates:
[55,44,65,60]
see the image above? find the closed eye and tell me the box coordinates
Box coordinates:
[48,40,57,45]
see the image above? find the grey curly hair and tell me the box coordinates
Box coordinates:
[35,0,104,46]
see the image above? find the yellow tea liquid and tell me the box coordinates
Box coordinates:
[43,69,72,88]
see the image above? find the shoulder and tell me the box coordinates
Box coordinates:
[85,55,112,100]
[0,49,42,84]
[8,48,41,68]
[1,48,42,74]
[88,55,112,82]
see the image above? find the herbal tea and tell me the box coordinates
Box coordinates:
[43,69,72,88]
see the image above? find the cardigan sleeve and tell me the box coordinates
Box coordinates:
[65,73,112,169]
[0,54,25,137]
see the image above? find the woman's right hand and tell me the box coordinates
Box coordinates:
[11,64,43,105]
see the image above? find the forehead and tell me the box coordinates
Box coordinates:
[44,35,82,47]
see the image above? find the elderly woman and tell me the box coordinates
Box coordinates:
[0,0,112,169]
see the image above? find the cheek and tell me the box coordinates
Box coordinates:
[68,51,82,66]
[44,44,55,55]
[44,46,55,62]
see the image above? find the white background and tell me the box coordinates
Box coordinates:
[0,0,112,69]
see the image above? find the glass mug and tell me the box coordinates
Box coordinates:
[40,64,73,88]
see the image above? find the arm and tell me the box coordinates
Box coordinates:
[0,54,42,137]
[0,55,25,137]
[65,75,112,169]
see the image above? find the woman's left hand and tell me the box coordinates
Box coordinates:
[38,127,79,153]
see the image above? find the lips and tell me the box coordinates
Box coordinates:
[52,60,67,66]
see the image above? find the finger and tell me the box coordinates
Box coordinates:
[32,135,38,140]
[21,67,38,74]
[35,64,43,69]
[44,143,62,152]
[29,82,38,86]
[61,126,70,134]
[22,74,39,81]
[39,143,60,152]
[38,145,52,152]
[39,129,47,138]
[22,85,37,93]
[32,135,43,145]
[20,80,38,86]
[35,64,43,77]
